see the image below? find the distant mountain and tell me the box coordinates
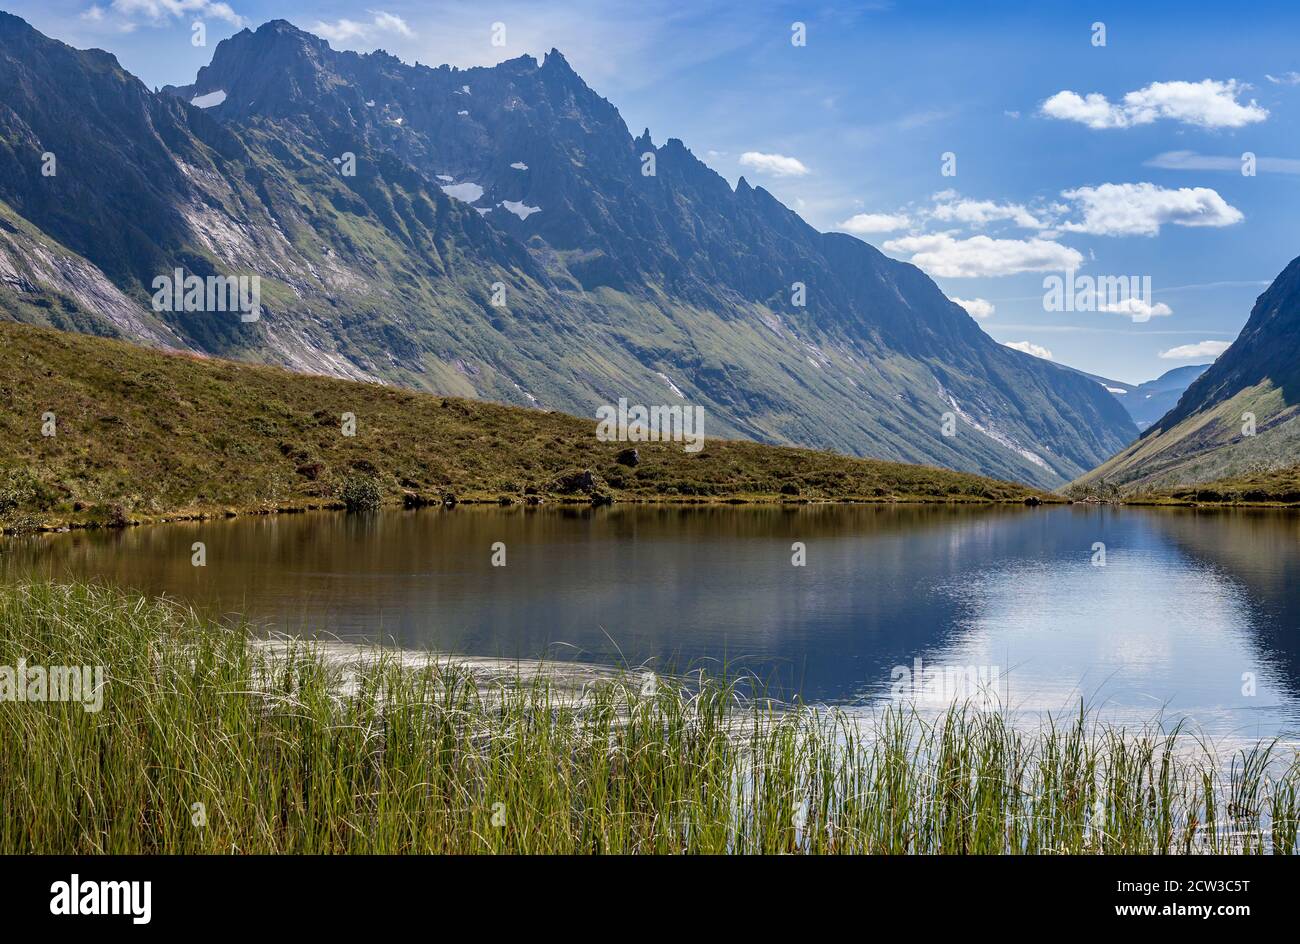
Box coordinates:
[1124,365,1214,429]
[1076,255,1300,492]
[0,15,1137,487]
[1062,363,1211,430]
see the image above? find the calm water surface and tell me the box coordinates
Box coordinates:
[4,504,1299,739]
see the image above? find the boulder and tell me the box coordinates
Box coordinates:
[551,469,596,494]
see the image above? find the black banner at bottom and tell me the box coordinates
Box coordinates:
[0,854,1278,930]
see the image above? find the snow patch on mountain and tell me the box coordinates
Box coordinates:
[655,371,685,398]
[190,90,227,108]
[500,200,541,220]
[940,387,1052,473]
[441,182,484,202]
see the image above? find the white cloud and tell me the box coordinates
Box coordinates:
[1146,150,1300,175]
[1003,341,1053,360]
[370,11,413,36]
[882,232,1083,278]
[1159,340,1231,360]
[102,0,245,27]
[1098,298,1173,319]
[930,196,1046,229]
[1266,72,1300,85]
[837,212,910,234]
[1041,79,1267,129]
[311,10,414,44]
[738,152,810,178]
[1059,183,1243,237]
[950,297,995,319]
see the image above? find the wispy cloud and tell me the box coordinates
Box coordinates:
[929,195,1046,230]
[1159,340,1231,359]
[392,0,766,93]
[738,152,810,178]
[89,0,246,28]
[1266,71,1300,85]
[1041,79,1267,129]
[1146,150,1300,175]
[311,11,414,45]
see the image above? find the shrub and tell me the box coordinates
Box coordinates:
[0,468,38,516]
[339,473,383,512]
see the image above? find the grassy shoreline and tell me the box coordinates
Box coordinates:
[5,491,1058,536]
[1068,465,1300,510]
[2,581,1296,855]
[0,322,1054,534]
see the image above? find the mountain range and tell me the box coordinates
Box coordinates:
[0,14,1140,488]
[1063,364,1212,431]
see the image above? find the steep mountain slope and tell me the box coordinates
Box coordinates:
[0,15,1136,487]
[1076,255,1300,492]
[0,11,550,382]
[1062,363,1211,430]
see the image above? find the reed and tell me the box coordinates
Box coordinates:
[0,581,1295,854]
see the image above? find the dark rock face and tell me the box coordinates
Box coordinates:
[615,448,640,467]
[0,14,1139,488]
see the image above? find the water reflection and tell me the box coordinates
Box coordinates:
[2,504,1298,737]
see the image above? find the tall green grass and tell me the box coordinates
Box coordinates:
[1,581,1297,854]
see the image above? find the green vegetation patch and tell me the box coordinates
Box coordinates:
[0,323,1048,530]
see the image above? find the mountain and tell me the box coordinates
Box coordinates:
[1123,365,1214,430]
[1075,254,1300,492]
[0,15,1137,488]
[1062,363,1211,430]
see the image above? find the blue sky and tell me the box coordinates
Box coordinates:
[10,0,1300,383]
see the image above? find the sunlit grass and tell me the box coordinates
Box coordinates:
[1,581,1296,854]
[0,322,1047,534]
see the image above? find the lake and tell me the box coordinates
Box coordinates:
[4,503,1299,740]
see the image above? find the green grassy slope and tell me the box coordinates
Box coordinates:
[1127,462,1300,506]
[0,323,1049,530]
